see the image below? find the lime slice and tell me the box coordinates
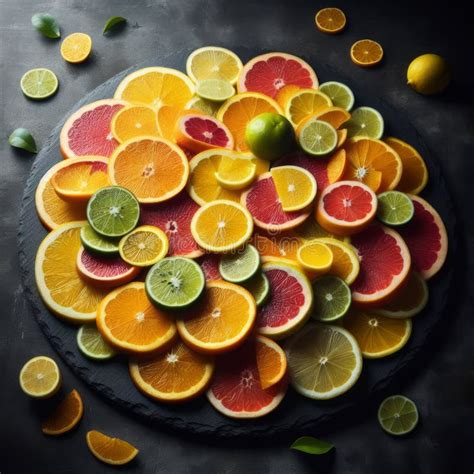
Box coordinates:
[346,106,384,139]
[80,224,120,256]
[378,395,419,436]
[196,79,235,102]
[319,81,355,111]
[21,68,58,100]
[311,275,351,321]
[298,119,338,156]
[87,186,140,238]
[377,191,414,226]
[185,96,220,116]
[146,256,205,309]
[242,272,270,306]
[77,325,116,360]
[219,244,260,283]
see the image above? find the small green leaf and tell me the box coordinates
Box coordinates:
[103,16,127,35]
[31,13,61,39]
[290,436,334,455]
[9,128,38,153]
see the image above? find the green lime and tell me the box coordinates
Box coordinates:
[186,96,220,116]
[77,325,116,360]
[311,275,351,321]
[319,81,355,111]
[377,191,414,226]
[196,79,235,102]
[298,119,338,156]
[219,244,260,283]
[245,112,295,161]
[80,224,120,256]
[242,271,270,306]
[146,256,205,309]
[346,106,384,139]
[21,68,59,100]
[378,395,419,436]
[87,186,140,238]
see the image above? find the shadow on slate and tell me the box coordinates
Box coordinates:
[17,47,457,440]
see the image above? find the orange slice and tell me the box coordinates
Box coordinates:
[97,282,177,355]
[111,105,160,143]
[337,128,348,148]
[350,40,384,67]
[86,430,138,466]
[156,105,190,142]
[42,389,84,435]
[312,106,351,129]
[252,232,301,265]
[256,336,287,389]
[60,33,92,63]
[129,339,214,403]
[177,280,256,354]
[109,136,189,204]
[275,84,301,109]
[315,8,347,34]
[284,89,332,127]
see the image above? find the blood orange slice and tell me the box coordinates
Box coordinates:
[139,191,203,259]
[316,180,377,236]
[241,173,310,232]
[60,99,127,159]
[398,195,448,279]
[198,253,221,280]
[238,52,318,99]
[207,338,288,418]
[350,223,411,306]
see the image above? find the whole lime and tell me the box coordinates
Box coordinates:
[245,112,295,161]
[407,54,451,95]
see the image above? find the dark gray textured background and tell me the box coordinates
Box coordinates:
[1,0,472,472]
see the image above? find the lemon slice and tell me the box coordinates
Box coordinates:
[196,79,235,102]
[19,356,62,398]
[215,155,257,190]
[297,241,333,272]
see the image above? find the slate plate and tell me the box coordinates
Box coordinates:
[18,48,456,439]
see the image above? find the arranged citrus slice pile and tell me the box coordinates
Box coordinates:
[33,47,448,419]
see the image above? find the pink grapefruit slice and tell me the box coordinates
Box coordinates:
[237,52,318,99]
[350,223,411,306]
[241,172,310,232]
[398,195,448,279]
[60,99,128,159]
[198,254,221,280]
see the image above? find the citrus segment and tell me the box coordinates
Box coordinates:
[242,272,270,306]
[20,68,58,100]
[350,39,384,67]
[198,253,221,280]
[42,389,84,435]
[275,84,301,109]
[311,275,351,321]
[315,7,346,34]
[111,105,160,143]
[297,241,333,273]
[77,324,116,360]
[346,106,384,139]
[60,33,92,63]
[19,356,61,398]
[219,244,260,283]
[378,395,419,436]
[312,106,351,129]
[377,191,414,226]
[86,430,138,466]
[316,238,360,285]
[196,79,235,102]
[214,154,257,190]
[156,105,186,141]
[319,81,354,111]
[293,218,348,243]
[285,89,332,127]
[119,226,168,266]
[185,96,220,117]
[80,224,120,256]
[298,119,338,156]
[256,336,287,389]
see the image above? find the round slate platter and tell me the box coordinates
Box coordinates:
[18,48,456,439]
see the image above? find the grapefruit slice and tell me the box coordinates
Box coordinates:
[398,195,448,279]
[241,173,310,232]
[350,223,411,306]
[60,99,127,159]
[237,52,318,99]
[207,338,288,418]
[198,253,221,280]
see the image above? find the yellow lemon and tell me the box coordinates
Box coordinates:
[407,54,450,95]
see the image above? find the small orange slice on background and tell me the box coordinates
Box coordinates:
[97,282,177,354]
[350,39,384,67]
[177,280,256,354]
[129,339,214,403]
[42,389,84,435]
[60,33,92,64]
[111,105,160,143]
[86,430,138,466]
[315,8,347,34]
[109,136,189,204]
[256,336,287,389]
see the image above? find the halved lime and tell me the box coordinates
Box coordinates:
[80,224,120,256]
[378,395,419,436]
[219,244,260,283]
[77,325,116,360]
[146,256,205,309]
[298,119,338,156]
[196,79,235,102]
[377,191,414,226]
[87,186,140,238]
[185,96,220,116]
[311,275,351,321]
[346,106,384,139]
[242,272,270,306]
[21,68,59,100]
[319,81,355,111]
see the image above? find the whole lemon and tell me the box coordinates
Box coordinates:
[407,54,451,95]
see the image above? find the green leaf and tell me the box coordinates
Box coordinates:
[290,436,334,455]
[9,128,38,153]
[31,13,61,39]
[103,16,127,35]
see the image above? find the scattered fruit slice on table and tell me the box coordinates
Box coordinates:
[219,244,260,283]
[86,430,138,466]
[19,356,61,398]
[378,395,419,436]
[377,191,414,226]
[298,118,338,156]
[97,282,177,354]
[398,195,448,279]
[111,105,160,143]
[311,275,351,321]
[185,96,220,116]
[242,272,270,306]
[285,323,362,399]
[316,180,378,236]
[350,39,384,67]
[316,238,360,285]
[346,106,384,139]
[238,52,318,99]
[297,241,333,273]
[177,280,256,354]
[256,336,287,389]
[129,340,214,403]
[114,66,194,109]
[285,89,332,127]
[257,262,313,339]
[198,253,221,280]
[214,154,257,190]
[312,106,351,129]
[385,137,428,194]
[42,389,84,435]
[35,222,108,322]
[60,33,92,63]
[80,224,119,256]
[119,225,168,267]
[109,137,189,204]
[315,7,346,34]
[343,307,412,358]
[350,223,411,306]
[293,218,348,243]
[20,68,58,100]
[60,99,127,159]
[319,81,355,111]
[145,256,205,309]
[196,78,235,102]
[191,200,254,253]
[207,339,288,418]
[77,324,116,360]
